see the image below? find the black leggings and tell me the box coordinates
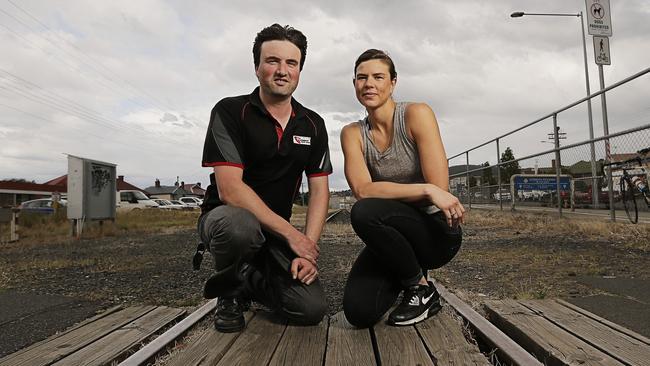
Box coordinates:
[343,198,462,328]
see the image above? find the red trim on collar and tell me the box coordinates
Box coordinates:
[275,125,283,149]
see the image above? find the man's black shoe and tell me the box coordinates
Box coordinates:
[388,281,441,326]
[214,297,246,333]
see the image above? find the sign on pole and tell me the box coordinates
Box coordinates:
[585,0,613,36]
[593,36,611,65]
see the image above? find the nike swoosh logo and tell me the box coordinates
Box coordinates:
[422,293,434,305]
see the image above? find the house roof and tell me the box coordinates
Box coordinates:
[181,183,206,196]
[569,160,594,175]
[1,174,146,194]
[145,185,191,195]
[611,153,639,163]
[0,180,66,194]
[117,179,146,192]
[44,175,67,186]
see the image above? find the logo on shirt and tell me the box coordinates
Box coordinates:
[293,135,311,145]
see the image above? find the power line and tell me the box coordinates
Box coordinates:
[0,101,140,151]
[0,74,190,145]
[3,0,206,128]
[0,16,154,111]
[0,2,207,180]
[0,87,190,151]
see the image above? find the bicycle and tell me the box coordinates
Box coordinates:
[603,147,650,223]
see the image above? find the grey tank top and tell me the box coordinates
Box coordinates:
[359,102,425,184]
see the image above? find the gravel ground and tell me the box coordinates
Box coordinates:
[1,208,648,356]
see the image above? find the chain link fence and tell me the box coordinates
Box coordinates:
[448,67,650,222]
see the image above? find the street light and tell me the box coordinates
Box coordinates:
[511,10,598,208]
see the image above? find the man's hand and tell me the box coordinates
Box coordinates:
[286,230,320,264]
[290,257,318,285]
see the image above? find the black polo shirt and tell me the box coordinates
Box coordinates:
[202,87,332,220]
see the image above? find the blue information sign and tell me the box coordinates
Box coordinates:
[513,176,570,191]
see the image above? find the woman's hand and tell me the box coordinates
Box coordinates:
[427,184,465,227]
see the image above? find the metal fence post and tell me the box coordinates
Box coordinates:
[466,151,471,208]
[10,208,19,242]
[599,64,616,222]
[496,139,502,210]
[553,114,563,217]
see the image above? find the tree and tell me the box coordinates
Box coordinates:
[500,147,521,183]
[481,162,496,186]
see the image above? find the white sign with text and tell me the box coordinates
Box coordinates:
[585,0,613,36]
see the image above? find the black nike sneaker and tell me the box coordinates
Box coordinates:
[388,281,442,326]
[214,297,247,333]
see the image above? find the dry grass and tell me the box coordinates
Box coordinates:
[7,209,200,246]
[467,209,650,251]
[433,208,650,302]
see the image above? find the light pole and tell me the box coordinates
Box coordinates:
[511,11,598,208]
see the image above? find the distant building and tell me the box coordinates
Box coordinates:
[0,175,145,207]
[181,182,206,198]
[329,190,356,210]
[0,180,65,207]
[144,179,192,201]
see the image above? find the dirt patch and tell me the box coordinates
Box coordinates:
[436,209,650,306]
[1,208,648,354]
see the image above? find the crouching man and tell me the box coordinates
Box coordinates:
[199,23,332,332]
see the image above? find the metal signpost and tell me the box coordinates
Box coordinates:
[585,0,614,220]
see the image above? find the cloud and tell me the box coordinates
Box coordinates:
[0,0,648,191]
[160,112,178,123]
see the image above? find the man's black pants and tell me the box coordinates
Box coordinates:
[199,205,327,325]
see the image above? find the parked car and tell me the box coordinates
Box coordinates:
[518,190,549,201]
[19,198,67,214]
[573,181,612,204]
[178,196,202,207]
[170,200,195,210]
[493,188,512,201]
[117,190,159,212]
[152,199,185,210]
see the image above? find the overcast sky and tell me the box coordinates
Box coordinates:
[1,0,648,191]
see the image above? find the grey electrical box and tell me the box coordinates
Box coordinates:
[67,155,116,220]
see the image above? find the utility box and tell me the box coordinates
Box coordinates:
[67,155,116,221]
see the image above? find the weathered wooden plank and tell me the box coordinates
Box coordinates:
[268,318,328,366]
[324,312,375,366]
[556,299,650,346]
[0,305,155,366]
[415,308,490,365]
[373,312,433,366]
[166,312,255,366]
[0,305,123,363]
[120,298,217,366]
[485,299,624,366]
[216,311,286,366]
[437,284,543,366]
[54,306,185,366]
[521,300,650,366]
